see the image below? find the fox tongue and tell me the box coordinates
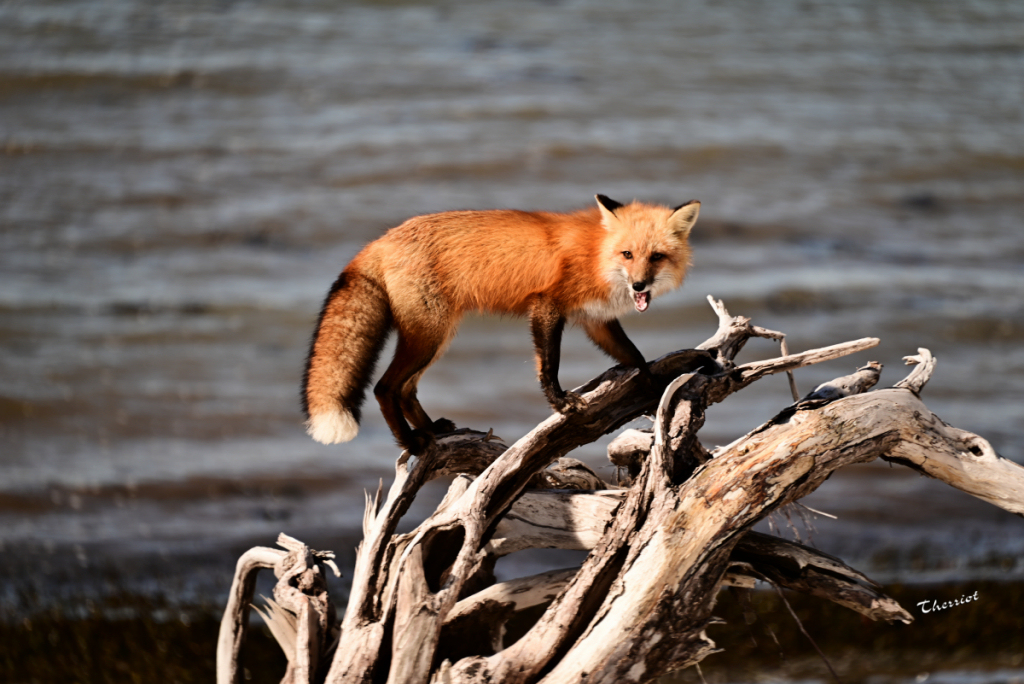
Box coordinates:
[634,291,650,312]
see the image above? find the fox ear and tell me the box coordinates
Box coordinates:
[593,194,622,227]
[668,200,700,237]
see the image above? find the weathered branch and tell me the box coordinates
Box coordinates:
[730,532,913,624]
[455,522,914,639]
[487,489,622,557]
[440,567,580,658]
[217,535,340,684]
[607,428,653,480]
[894,347,937,395]
[218,546,285,684]
[797,360,882,405]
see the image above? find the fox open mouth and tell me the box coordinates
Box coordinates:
[634,290,650,312]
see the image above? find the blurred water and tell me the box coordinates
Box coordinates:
[2,0,1024,635]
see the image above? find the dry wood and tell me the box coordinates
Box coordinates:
[217,535,340,684]
[730,532,913,624]
[447,529,913,647]
[607,427,653,480]
[895,348,937,395]
[218,296,1024,684]
[487,489,622,556]
[218,546,284,684]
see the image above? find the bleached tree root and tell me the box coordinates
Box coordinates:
[217,534,340,684]
[218,546,284,684]
[217,296,1024,684]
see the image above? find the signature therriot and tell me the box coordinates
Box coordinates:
[917,591,979,614]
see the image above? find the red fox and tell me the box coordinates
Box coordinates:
[302,194,699,454]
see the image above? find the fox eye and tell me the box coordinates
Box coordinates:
[650,252,665,262]
[622,251,633,260]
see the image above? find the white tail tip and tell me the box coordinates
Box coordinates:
[306,409,359,445]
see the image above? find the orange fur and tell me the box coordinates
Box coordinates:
[302,195,699,454]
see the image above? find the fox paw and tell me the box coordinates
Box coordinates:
[553,390,587,414]
[431,417,457,434]
[403,429,436,457]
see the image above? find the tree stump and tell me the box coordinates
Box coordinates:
[217,296,1024,684]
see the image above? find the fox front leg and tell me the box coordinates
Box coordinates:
[580,317,658,393]
[580,318,647,367]
[529,300,587,414]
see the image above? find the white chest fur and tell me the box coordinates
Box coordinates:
[574,283,636,322]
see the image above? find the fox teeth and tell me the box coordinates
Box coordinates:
[634,291,650,312]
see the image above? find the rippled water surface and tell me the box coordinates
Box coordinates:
[2,0,1024,674]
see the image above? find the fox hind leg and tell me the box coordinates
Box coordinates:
[400,367,457,435]
[374,326,453,454]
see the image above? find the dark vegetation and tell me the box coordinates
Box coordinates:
[4,581,1022,683]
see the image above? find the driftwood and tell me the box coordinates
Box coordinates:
[217,296,1024,684]
[218,534,341,684]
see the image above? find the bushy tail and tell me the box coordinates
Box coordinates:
[302,268,391,444]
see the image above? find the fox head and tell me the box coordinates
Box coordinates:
[596,194,699,313]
